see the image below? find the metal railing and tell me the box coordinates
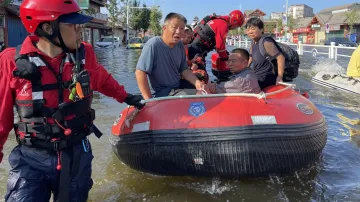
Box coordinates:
[227,39,357,61]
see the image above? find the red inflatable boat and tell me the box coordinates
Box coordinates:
[110,84,327,177]
[211,52,232,81]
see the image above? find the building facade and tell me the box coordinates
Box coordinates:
[291,17,313,44]
[1,0,110,47]
[318,3,360,42]
[270,12,284,20]
[83,0,110,46]
[244,9,266,22]
[0,4,29,48]
[308,15,326,44]
[288,4,314,19]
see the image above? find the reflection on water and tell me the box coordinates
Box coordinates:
[0,47,360,201]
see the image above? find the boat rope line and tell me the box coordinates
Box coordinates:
[123,82,297,125]
[322,73,360,84]
[141,82,296,103]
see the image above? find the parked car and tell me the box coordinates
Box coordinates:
[95,36,120,48]
[0,42,5,52]
[324,38,357,47]
[276,36,290,44]
[126,37,144,49]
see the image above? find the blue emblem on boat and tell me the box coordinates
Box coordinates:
[188,102,206,117]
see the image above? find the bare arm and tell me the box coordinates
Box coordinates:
[248,57,253,67]
[248,45,253,66]
[264,41,285,80]
[181,69,210,92]
[181,69,199,86]
[135,70,152,100]
[276,54,285,78]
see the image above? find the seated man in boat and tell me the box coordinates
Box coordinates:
[206,48,261,94]
[347,45,360,78]
[180,25,209,89]
[135,13,210,99]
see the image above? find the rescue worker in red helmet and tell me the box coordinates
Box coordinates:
[0,0,143,201]
[180,25,209,89]
[188,10,245,62]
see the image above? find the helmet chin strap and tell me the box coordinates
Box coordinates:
[37,21,71,53]
[38,21,82,71]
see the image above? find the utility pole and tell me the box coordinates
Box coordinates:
[126,0,129,43]
[286,0,289,25]
[283,0,289,33]
[162,0,165,18]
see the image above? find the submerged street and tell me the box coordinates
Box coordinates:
[1,46,359,201]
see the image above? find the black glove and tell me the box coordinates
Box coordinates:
[194,72,205,80]
[226,50,230,56]
[124,94,145,110]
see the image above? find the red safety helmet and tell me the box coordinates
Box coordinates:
[228,10,244,29]
[20,0,82,33]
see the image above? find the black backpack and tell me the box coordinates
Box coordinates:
[258,36,300,82]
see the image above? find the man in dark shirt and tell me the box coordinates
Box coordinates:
[246,18,285,89]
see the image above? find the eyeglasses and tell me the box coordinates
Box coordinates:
[245,27,257,31]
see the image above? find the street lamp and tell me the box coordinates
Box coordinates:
[283,0,289,33]
[126,3,160,42]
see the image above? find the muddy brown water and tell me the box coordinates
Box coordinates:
[1,46,359,202]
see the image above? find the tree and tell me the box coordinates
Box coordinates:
[106,0,121,47]
[83,7,96,15]
[118,0,128,26]
[344,9,360,34]
[229,27,245,35]
[138,4,151,35]
[130,0,142,31]
[264,21,277,34]
[150,7,162,36]
[0,0,13,6]
[117,0,138,32]
[286,15,298,32]
[84,7,96,15]
[276,18,283,31]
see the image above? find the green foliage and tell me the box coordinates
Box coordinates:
[138,4,151,34]
[130,0,141,31]
[229,27,245,35]
[0,0,13,6]
[150,6,162,36]
[287,15,298,31]
[106,0,121,29]
[344,9,360,34]
[84,7,96,15]
[264,21,277,33]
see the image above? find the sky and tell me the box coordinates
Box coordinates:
[132,0,357,23]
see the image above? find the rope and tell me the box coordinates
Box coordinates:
[123,83,297,126]
[141,82,296,104]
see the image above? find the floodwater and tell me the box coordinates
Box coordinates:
[1,45,360,202]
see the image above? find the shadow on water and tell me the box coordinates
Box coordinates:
[1,46,360,201]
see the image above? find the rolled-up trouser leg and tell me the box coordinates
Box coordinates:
[5,145,53,202]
